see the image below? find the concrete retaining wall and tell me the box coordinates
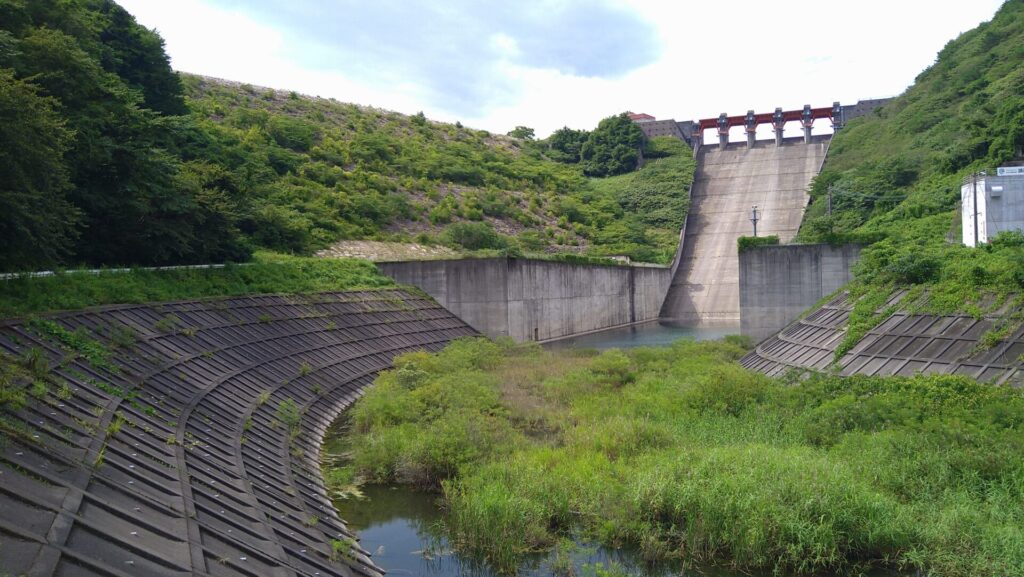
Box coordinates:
[739,244,861,342]
[378,258,672,341]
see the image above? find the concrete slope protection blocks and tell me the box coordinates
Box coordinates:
[741,290,1024,385]
[661,136,829,326]
[0,290,476,577]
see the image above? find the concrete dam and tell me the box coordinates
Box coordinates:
[659,135,830,326]
[375,103,884,339]
[377,133,834,340]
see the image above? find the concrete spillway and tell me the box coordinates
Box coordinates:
[660,135,830,325]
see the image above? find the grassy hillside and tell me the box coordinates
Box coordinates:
[796,0,1024,339]
[184,76,695,264]
[0,0,694,272]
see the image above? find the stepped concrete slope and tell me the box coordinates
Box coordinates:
[660,136,830,325]
[0,290,475,577]
[741,290,1023,385]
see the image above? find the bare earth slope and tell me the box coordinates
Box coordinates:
[660,136,829,325]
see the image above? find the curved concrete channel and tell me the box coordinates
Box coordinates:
[0,290,475,576]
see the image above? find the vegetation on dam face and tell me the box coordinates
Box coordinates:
[330,337,1024,576]
[181,79,697,264]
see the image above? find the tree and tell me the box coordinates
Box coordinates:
[507,126,535,140]
[441,221,507,250]
[14,27,197,265]
[96,0,187,115]
[547,126,589,163]
[0,3,249,268]
[580,113,645,176]
[0,69,79,270]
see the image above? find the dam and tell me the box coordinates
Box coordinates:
[377,102,878,339]
[376,134,834,337]
[0,103,862,577]
[659,135,830,326]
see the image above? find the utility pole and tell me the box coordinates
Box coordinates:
[827,185,833,216]
[750,205,759,237]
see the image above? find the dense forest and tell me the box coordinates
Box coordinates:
[0,0,248,270]
[0,0,693,272]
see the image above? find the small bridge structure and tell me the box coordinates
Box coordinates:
[694,103,844,149]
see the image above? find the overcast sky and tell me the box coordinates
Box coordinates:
[119,0,1005,138]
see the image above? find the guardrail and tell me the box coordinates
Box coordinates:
[0,262,240,281]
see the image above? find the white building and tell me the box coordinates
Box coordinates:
[961,166,1024,247]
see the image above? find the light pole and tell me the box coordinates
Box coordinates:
[750,205,759,237]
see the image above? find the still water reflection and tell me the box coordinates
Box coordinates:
[335,483,908,577]
[543,321,738,350]
[335,485,754,577]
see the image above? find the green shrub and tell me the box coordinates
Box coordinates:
[276,398,301,437]
[737,235,780,252]
[440,222,508,251]
[882,253,940,284]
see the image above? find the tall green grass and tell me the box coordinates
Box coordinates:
[339,338,1024,575]
[0,252,394,317]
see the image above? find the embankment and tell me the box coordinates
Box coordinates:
[741,290,1024,385]
[0,289,475,576]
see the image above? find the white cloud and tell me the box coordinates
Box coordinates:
[121,0,1005,137]
[489,33,521,59]
[118,0,431,115]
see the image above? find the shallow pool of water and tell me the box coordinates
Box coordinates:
[544,321,738,350]
[334,486,910,577]
[335,485,745,577]
[331,325,912,577]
